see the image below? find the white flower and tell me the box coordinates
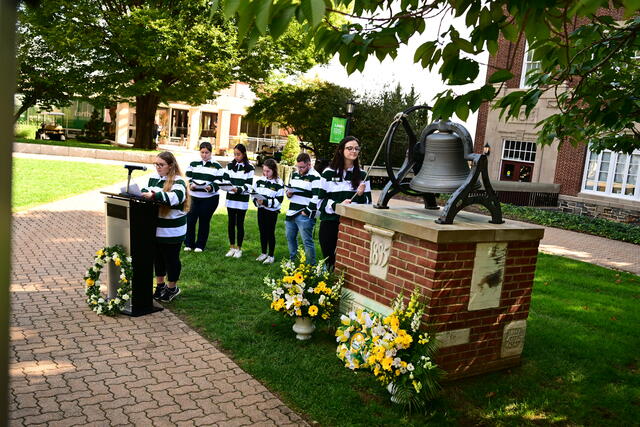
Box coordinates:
[349,311,357,321]
[112,254,118,261]
[307,287,314,293]
[98,298,105,304]
[92,266,100,272]
[407,363,415,372]
[122,294,129,301]
[411,313,421,332]
[319,295,326,305]
[114,298,121,305]
[96,306,103,314]
[126,256,132,263]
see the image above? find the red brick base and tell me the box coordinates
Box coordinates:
[335,216,540,380]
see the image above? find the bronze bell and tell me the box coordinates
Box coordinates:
[409,130,481,194]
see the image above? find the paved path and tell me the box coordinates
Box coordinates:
[9,181,307,426]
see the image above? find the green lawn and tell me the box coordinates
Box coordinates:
[12,158,131,211]
[169,208,640,426]
[15,137,159,153]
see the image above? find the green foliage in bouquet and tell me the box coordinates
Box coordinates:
[264,249,344,320]
[336,289,442,411]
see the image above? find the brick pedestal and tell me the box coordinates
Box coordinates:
[335,205,544,380]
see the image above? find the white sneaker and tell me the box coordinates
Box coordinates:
[256,253,268,262]
[194,248,203,253]
[263,256,274,264]
[225,249,237,257]
[183,247,192,252]
[233,249,243,258]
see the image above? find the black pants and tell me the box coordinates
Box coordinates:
[227,207,247,247]
[257,208,279,256]
[154,241,182,282]
[185,195,219,249]
[319,219,340,270]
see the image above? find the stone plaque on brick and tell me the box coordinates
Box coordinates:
[436,328,470,348]
[340,290,393,316]
[468,242,507,311]
[363,224,395,280]
[501,320,527,358]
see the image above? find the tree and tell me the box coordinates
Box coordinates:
[18,1,324,149]
[281,134,301,166]
[245,79,354,160]
[225,0,640,153]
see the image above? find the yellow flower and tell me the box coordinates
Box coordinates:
[293,272,304,284]
[321,313,329,320]
[318,281,326,288]
[114,258,121,267]
[384,314,400,332]
[381,357,393,370]
[283,276,294,284]
[294,300,302,307]
[295,309,302,316]
[271,299,285,311]
[308,305,318,317]
[85,278,94,286]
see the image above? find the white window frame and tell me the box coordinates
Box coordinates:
[520,42,541,88]
[502,139,537,163]
[582,147,640,200]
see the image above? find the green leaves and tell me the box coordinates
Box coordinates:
[300,0,326,28]
[488,69,513,84]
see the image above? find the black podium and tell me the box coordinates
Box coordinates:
[103,193,163,316]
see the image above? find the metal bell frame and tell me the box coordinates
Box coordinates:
[374,106,503,224]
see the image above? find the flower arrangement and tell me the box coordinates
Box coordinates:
[264,249,344,321]
[84,245,133,316]
[336,289,442,410]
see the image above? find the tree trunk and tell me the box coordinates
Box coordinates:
[13,101,33,124]
[133,93,160,150]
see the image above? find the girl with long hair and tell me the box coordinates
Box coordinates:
[223,144,255,258]
[252,158,284,264]
[184,142,223,252]
[142,151,191,302]
[318,136,372,269]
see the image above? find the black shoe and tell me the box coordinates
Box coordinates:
[153,283,166,300]
[159,286,181,302]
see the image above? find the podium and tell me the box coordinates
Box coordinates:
[103,193,163,316]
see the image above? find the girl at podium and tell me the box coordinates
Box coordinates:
[252,159,284,264]
[318,136,371,270]
[184,142,223,253]
[141,151,191,302]
[223,144,254,258]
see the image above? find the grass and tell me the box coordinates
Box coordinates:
[12,158,131,211]
[15,137,159,153]
[169,207,640,426]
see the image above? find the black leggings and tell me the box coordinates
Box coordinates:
[319,220,340,270]
[257,208,279,256]
[154,242,182,282]
[185,195,219,249]
[227,207,247,247]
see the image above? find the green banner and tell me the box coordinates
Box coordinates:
[329,117,347,143]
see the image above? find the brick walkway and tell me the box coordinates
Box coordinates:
[9,185,307,426]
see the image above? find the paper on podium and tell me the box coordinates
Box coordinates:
[120,183,143,197]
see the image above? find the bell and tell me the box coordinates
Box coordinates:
[409,130,480,193]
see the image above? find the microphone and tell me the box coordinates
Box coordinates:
[123,164,147,195]
[124,164,147,172]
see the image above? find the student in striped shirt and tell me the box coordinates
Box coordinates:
[285,153,321,264]
[223,144,255,258]
[252,159,284,264]
[319,136,372,270]
[184,142,223,253]
[141,151,191,302]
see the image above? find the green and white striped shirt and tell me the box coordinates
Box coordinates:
[142,173,188,243]
[223,161,255,210]
[185,159,223,198]
[319,167,372,222]
[285,168,321,220]
[253,176,284,212]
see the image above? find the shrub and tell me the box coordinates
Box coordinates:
[281,135,300,166]
[14,122,39,139]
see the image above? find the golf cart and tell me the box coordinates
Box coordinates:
[35,112,66,141]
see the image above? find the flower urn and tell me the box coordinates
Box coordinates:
[292,317,315,340]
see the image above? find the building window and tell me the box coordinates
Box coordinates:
[500,139,536,182]
[520,42,541,88]
[583,148,640,199]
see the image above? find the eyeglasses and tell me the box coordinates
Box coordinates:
[154,162,168,168]
[345,146,361,152]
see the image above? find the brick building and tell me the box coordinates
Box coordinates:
[474,11,639,224]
